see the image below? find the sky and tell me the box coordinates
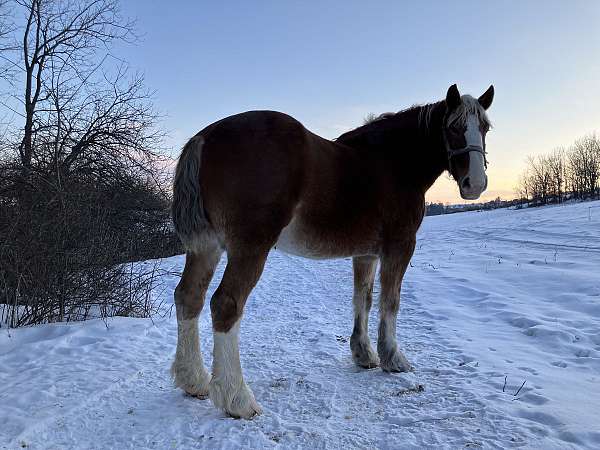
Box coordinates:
[114,0,600,204]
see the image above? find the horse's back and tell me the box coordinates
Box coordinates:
[197,111,317,248]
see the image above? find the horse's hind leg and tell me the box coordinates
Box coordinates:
[350,256,379,368]
[208,248,269,419]
[171,242,222,398]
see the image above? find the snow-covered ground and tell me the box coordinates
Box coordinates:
[1,200,600,449]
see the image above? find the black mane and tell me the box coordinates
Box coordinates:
[335,101,444,144]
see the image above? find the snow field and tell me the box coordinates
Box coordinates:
[1,200,599,449]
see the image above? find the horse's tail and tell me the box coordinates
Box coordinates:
[172,135,213,252]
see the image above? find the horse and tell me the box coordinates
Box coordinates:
[170,84,494,419]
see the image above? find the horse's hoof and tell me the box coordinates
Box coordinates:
[362,361,380,369]
[181,381,210,399]
[229,401,262,420]
[171,364,211,399]
[187,391,209,400]
[382,364,413,373]
[380,350,413,373]
[353,352,380,369]
[351,336,380,369]
[209,378,262,419]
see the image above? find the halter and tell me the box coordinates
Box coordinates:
[447,145,488,169]
[442,122,489,169]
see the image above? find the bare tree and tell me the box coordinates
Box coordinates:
[567,144,584,199]
[0,0,169,207]
[515,172,531,204]
[1,0,141,175]
[0,1,15,59]
[0,0,177,328]
[568,134,600,199]
[546,147,566,203]
[517,133,600,205]
[0,1,18,115]
[524,154,552,204]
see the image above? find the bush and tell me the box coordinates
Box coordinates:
[0,163,181,328]
[0,0,181,327]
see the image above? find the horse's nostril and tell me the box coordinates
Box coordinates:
[462,177,471,189]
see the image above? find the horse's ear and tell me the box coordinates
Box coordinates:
[478,85,494,110]
[446,84,461,111]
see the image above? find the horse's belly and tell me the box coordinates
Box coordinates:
[274,219,325,259]
[274,217,378,259]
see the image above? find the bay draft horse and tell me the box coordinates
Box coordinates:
[170,84,494,418]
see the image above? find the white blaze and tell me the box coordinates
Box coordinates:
[463,114,487,195]
[464,114,483,148]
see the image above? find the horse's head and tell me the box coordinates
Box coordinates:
[443,84,494,200]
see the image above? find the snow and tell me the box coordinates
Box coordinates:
[2,200,600,449]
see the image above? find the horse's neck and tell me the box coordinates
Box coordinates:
[339,105,448,195]
[401,106,447,193]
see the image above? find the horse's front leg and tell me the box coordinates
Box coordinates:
[378,240,415,373]
[350,256,379,368]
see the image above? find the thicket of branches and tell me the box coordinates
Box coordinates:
[0,0,180,327]
[517,134,600,205]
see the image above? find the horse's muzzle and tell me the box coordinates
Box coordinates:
[459,174,488,200]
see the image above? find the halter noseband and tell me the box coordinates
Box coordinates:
[447,145,488,169]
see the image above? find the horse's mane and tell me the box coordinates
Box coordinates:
[336,95,491,142]
[336,102,441,142]
[446,95,492,129]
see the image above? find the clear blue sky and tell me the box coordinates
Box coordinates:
[117,0,600,203]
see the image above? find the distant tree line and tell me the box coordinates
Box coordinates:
[0,0,179,327]
[426,197,521,216]
[516,134,600,205]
